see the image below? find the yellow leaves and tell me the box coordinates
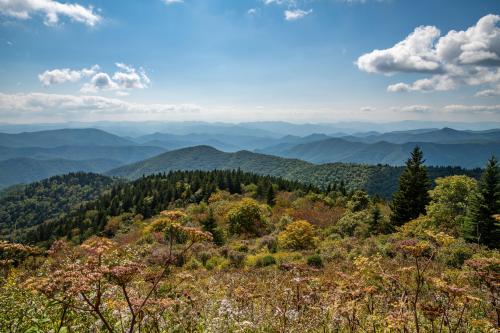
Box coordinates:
[174,225,213,243]
[144,210,212,243]
[208,190,231,203]
[430,277,467,296]
[145,217,174,234]
[0,240,43,257]
[4,269,18,288]
[160,210,187,220]
[278,220,316,250]
[398,239,432,257]
[424,229,455,247]
[144,210,187,234]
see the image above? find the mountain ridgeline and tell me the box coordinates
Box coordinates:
[0,126,496,193]
[107,146,482,198]
[257,137,500,167]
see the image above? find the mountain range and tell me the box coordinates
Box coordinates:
[258,137,500,168]
[0,125,496,194]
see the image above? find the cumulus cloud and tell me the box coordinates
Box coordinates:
[357,26,441,74]
[0,92,201,121]
[360,106,375,112]
[357,14,500,95]
[284,9,312,21]
[38,65,99,86]
[0,0,101,26]
[80,72,119,93]
[39,63,150,95]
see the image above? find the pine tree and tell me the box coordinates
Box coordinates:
[369,204,382,234]
[465,156,500,248]
[201,209,224,245]
[266,184,276,206]
[390,146,431,226]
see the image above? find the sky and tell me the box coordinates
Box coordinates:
[1,0,500,124]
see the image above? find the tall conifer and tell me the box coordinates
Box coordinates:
[390,146,431,226]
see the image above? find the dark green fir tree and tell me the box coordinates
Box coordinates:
[390,146,431,226]
[465,156,500,248]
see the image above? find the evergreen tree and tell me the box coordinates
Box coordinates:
[266,184,276,206]
[201,209,224,245]
[465,156,500,248]
[390,146,431,226]
[368,204,382,234]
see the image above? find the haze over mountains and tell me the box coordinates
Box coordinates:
[0,122,497,193]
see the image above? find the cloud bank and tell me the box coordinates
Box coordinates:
[0,92,201,122]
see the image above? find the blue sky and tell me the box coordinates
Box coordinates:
[1,0,500,123]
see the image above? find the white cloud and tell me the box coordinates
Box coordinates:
[0,0,101,26]
[284,9,312,21]
[357,14,500,95]
[247,8,258,16]
[38,65,99,86]
[357,25,441,74]
[162,0,184,4]
[391,105,433,113]
[263,0,293,5]
[39,63,150,95]
[0,92,201,122]
[475,86,500,97]
[80,72,119,93]
[443,104,500,114]
[360,106,375,112]
[387,75,457,92]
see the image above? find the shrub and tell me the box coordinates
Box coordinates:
[259,235,278,253]
[426,175,477,233]
[307,254,323,268]
[185,258,202,270]
[335,210,372,238]
[205,256,226,270]
[436,240,475,268]
[255,254,277,267]
[197,251,212,266]
[278,220,315,250]
[226,198,266,235]
[347,190,370,212]
[235,242,249,253]
[228,250,246,268]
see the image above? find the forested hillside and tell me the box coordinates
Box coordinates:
[21,170,317,246]
[108,146,482,198]
[0,173,115,241]
[0,158,121,189]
